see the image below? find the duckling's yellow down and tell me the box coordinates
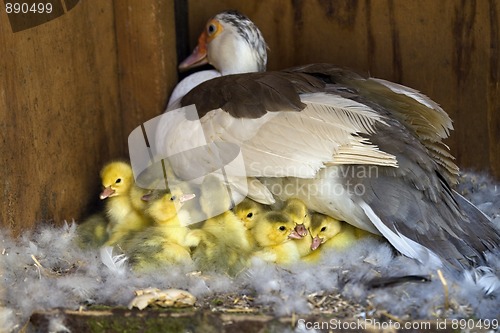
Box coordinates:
[233,197,269,250]
[191,175,251,276]
[99,161,152,248]
[303,213,371,262]
[282,198,313,258]
[251,211,300,265]
[125,189,198,271]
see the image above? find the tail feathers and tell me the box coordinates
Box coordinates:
[430,190,500,270]
[359,201,443,268]
[453,190,500,253]
[360,193,500,272]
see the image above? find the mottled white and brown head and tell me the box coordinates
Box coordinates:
[180,10,268,75]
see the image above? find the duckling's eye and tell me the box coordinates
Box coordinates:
[247,212,253,218]
[278,226,286,231]
[320,226,327,232]
[207,23,217,35]
[170,195,177,201]
[115,178,121,184]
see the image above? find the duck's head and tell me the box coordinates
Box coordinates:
[309,214,343,251]
[99,161,134,199]
[145,189,196,223]
[179,10,267,75]
[282,198,311,237]
[253,211,303,247]
[233,198,268,229]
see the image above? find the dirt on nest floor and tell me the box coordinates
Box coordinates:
[24,289,482,333]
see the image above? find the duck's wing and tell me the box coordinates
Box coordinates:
[181,71,323,119]
[167,70,222,111]
[286,63,459,185]
[179,71,398,178]
[155,71,397,207]
[156,68,500,269]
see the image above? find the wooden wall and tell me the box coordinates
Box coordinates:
[114,0,178,139]
[0,1,119,235]
[0,0,498,234]
[0,0,177,235]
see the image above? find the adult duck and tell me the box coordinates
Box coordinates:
[155,10,499,277]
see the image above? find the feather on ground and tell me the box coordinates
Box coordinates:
[0,171,499,331]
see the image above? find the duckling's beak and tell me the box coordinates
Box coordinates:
[100,186,115,200]
[311,236,323,251]
[179,32,209,71]
[295,224,308,237]
[141,192,152,202]
[288,230,303,240]
[179,193,196,204]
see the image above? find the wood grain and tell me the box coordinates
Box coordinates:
[0,0,179,234]
[114,0,178,142]
[0,1,123,234]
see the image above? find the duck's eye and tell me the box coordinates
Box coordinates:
[279,226,286,231]
[170,195,177,201]
[115,178,121,184]
[207,23,217,35]
[320,226,327,232]
[246,212,253,218]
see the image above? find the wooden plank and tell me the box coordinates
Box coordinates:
[113,0,178,142]
[487,0,500,179]
[186,0,500,179]
[27,308,465,333]
[174,0,191,77]
[0,1,123,235]
[27,308,473,333]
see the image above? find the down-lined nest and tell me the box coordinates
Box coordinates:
[1,171,499,332]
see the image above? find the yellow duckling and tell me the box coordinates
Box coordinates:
[303,213,369,262]
[282,198,313,258]
[76,213,109,248]
[232,197,270,249]
[233,197,269,229]
[125,189,197,271]
[282,198,311,235]
[99,161,152,247]
[251,211,302,265]
[191,175,251,276]
[162,158,206,224]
